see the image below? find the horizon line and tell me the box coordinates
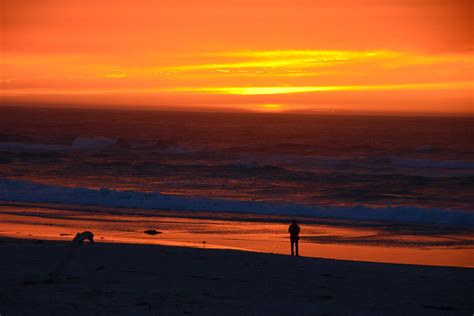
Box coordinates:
[1,103,473,118]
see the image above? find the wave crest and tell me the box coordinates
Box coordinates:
[0,178,472,226]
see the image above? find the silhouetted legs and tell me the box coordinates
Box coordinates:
[290,238,299,256]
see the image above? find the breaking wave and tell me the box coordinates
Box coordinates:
[0,178,472,226]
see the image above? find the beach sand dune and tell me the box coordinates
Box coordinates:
[1,238,472,315]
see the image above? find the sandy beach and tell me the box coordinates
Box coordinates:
[1,237,472,315]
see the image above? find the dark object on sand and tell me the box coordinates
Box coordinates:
[48,231,94,280]
[144,229,162,235]
[73,231,94,244]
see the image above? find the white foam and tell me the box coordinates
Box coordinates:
[0,178,472,226]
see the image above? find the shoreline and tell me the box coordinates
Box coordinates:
[1,203,473,268]
[1,237,472,315]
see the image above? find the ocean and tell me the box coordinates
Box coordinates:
[0,106,473,226]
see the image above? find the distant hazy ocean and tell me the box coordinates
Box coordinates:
[0,107,473,226]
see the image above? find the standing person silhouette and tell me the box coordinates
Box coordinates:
[288,220,300,256]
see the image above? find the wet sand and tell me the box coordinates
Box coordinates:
[1,237,473,315]
[1,203,473,267]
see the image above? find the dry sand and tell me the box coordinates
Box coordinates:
[1,238,472,315]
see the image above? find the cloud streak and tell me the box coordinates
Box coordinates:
[2,49,472,114]
[165,82,473,95]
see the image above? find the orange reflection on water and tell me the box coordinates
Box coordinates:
[0,205,472,268]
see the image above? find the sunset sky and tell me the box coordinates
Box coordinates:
[1,0,473,114]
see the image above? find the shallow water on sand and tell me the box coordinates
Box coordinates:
[1,203,472,268]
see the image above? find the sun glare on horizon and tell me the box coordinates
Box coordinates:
[1,0,473,115]
[260,104,283,111]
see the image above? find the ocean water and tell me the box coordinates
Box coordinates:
[0,106,473,226]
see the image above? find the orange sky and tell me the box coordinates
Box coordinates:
[1,0,473,114]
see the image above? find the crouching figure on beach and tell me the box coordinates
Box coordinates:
[288,220,300,256]
[49,231,95,280]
